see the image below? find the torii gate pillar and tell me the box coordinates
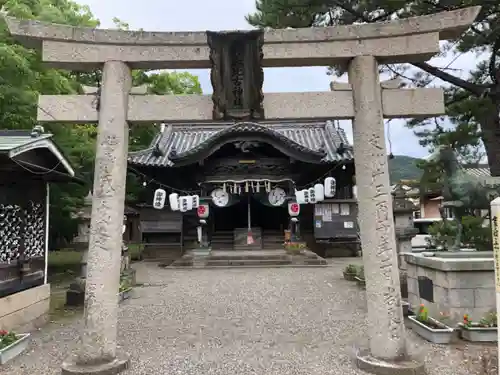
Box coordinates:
[62,61,132,375]
[349,56,422,373]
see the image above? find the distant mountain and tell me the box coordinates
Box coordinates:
[388,155,423,183]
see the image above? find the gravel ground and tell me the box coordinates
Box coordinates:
[2,259,496,375]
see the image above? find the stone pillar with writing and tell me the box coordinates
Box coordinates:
[349,56,424,375]
[61,61,131,375]
[489,198,500,358]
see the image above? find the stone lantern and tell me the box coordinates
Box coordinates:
[392,185,419,301]
[392,185,419,270]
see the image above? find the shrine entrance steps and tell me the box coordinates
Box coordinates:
[167,249,328,269]
[210,228,285,251]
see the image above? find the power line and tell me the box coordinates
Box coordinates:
[127,166,201,194]
[11,158,63,175]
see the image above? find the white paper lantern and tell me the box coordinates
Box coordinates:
[169,193,179,211]
[191,195,200,208]
[324,177,336,198]
[314,183,325,202]
[295,190,306,205]
[179,196,189,212]
[186,196,193,211]
[303,189,310,204]
[153,189,166,210]
[308,187,316,204]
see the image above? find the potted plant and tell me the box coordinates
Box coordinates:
[459,312,498,342]
[284,241,306,254]
[408,304,454,344]
[118,275,132,302]
[343,264,358,281]
[354,266,365,288]
[0,330,30,365]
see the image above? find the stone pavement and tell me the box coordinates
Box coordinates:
[2,259,495,375]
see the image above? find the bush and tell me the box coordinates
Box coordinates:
[344,264,358,274]
[48,249,82,271]
[426,215,491,251]
[128,243,144,261]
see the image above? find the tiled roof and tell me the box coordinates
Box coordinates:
[128,120,353,167]
[463,164,490,178]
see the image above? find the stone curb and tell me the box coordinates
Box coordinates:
[356,349,425,375]
[61,355,130,375]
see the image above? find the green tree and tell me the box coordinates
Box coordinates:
[247,0,500,174]
[0,0,202,247]
[427,215,491,251]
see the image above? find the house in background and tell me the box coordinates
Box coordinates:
[393,164,491,221]
[417,164,491,220]
[392,164,491,248]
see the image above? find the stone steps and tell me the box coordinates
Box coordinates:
[167,247,329,268]
[208,254,289,261]
[167,249,329,268]
[233,245,263,251]
[205,259,292,266]
[211,231,235,250]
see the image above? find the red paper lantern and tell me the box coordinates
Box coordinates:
[288,202,300,217]
[197,204,209,218]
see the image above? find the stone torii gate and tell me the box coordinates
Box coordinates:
[5,7,479,375]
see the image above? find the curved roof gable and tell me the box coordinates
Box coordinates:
[128,121,353,167]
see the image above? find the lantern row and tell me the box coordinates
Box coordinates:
[153,189,200,212]
[153,177,336,210]
[295,177,336,205]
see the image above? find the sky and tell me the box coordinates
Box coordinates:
[75,0,478,158]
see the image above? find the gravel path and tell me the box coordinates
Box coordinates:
[2,259,496,375]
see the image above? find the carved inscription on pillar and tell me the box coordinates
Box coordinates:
[369,133,403,343]
[349,55,407,357]
[207,30,264,121]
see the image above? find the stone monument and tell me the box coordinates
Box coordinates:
[4,7,480,374]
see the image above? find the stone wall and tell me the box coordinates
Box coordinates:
[0,283,50,330]
[405,252,495,323]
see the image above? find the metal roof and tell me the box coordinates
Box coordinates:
[129,120,353,167]
[0,130,75,177]
[0,130,53,152]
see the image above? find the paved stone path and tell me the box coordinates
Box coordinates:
[2,259,495,374]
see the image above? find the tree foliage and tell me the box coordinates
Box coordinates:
[388,155,423,183]
[247,0,500,173]
[427,215,491,251]
[0,0,202,247]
